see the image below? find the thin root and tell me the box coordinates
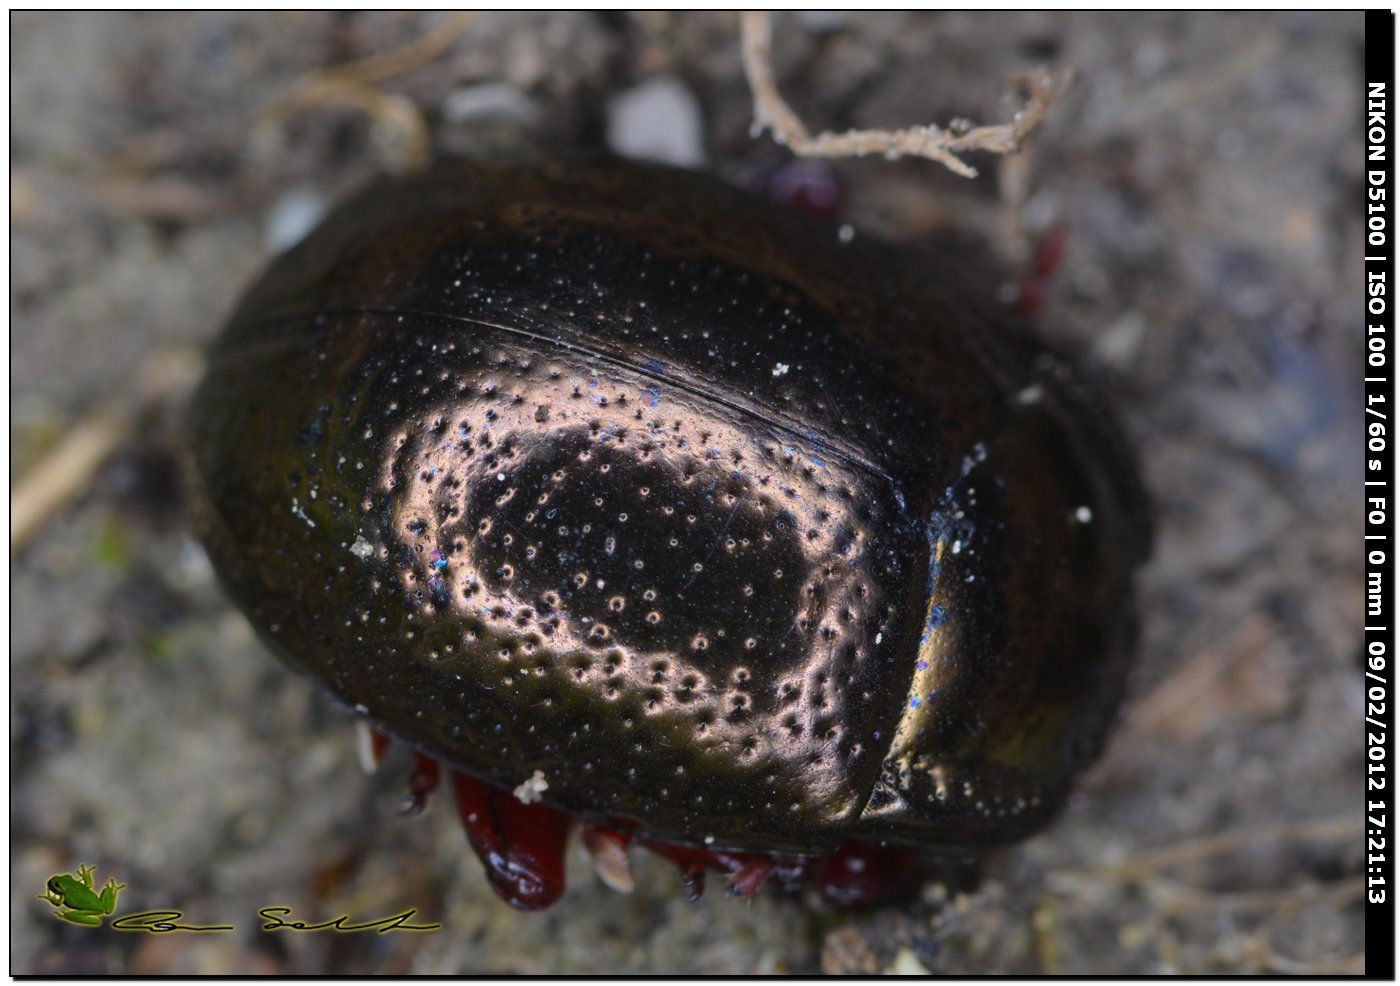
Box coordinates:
[11,347,203,553]
[740,11,1071,179]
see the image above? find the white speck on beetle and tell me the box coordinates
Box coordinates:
[497,472,506,481]
[772,362,790,377]
[837,224,855,243]
[875,632,883,644]
[513,770,549,805]
[1015,383,1045,405]
[1075,506,1093,523]
[350,535,374,559]
[291,497,315,528]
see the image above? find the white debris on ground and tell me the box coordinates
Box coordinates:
[443,81,542,125]
[605,75,705,167]
[265,188,327,253]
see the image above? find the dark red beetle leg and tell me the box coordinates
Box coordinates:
[400,753,440,817]
[725,857,774,898]
[1015,222,1068,318]
[676,863,706,903]
[810,841,920,910]
[767,854,817,893]
[370,728,392,763]
[639,840,709,902]
[452,771,569,910]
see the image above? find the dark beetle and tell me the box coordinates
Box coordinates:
[189,158,1150,908]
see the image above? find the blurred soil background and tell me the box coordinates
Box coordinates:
[10,11,1367,974]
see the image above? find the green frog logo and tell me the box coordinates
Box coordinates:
[38,864,125,926]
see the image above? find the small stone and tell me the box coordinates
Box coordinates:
[606,76,704,167]
[888,948,931,976]
[265,189,326,253]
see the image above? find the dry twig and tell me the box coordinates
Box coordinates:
[257,12,478,170]
[1100,815,1355,881]
[1083,614,1288,788]
[740,11,1071,179]
[1048,823,1362,975]
[1121,614,1281,740]
[10,347,203,553]
[1147,873,1364,920]
[1133,875,1364,975]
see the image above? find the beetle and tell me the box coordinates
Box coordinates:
[188,158,1151,909]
